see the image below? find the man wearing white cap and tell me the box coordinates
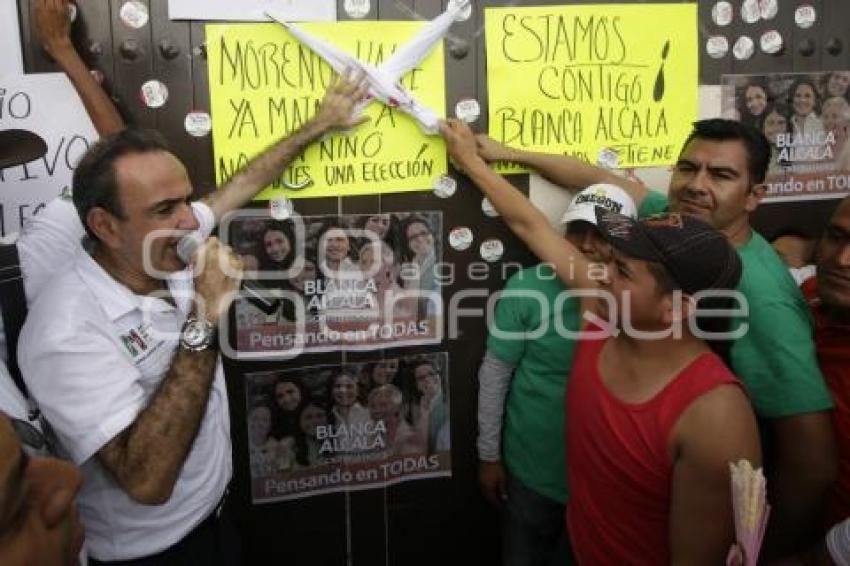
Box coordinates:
[477,183,636,566]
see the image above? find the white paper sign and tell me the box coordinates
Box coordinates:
[0,2,23,76]
[0,74,98,237]
[168,0,336,21]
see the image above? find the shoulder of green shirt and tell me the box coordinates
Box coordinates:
[637,189,669,218]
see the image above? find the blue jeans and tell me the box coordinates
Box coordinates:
[502,473,574,566]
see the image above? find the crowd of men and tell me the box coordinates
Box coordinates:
[3,0,850,565]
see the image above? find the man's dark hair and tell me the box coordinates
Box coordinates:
[72,128,172,241]
[682,119,772,186]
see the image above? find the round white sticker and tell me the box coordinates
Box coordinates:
[479,238,504,263]
[760,30,783,55]
[433,175,457,199]
[481,197,499,218]
[185,111,212,137]
[759,0,778,20]
[795,5,816,29]
[733,36,755,60]
[343,0,370,19]
[66,2,78,22]
[597,147,620,169]
[140,80,168,108]
[119,1,149,29]
[269,197,294,220]
[706,36,729,59]
[448,0,472,22]
[711,2,733,26]
[740,0,760,24]
[455,98,481,123]
[449,227,473,251]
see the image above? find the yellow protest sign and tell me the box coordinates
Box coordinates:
[485,4,697,170]
[206,22,446,198]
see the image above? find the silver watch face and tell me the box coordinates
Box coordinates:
[181,319,213,350]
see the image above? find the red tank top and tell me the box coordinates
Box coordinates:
[566,330,739,565]
[802,278,850,525]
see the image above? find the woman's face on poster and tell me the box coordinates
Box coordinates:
[300,404,328,437]
[744,85,767,116]
[333,374,358,407]
[827,72,850,98]
[248,406,272,446]
[763,110,788,145]
[264,229,291,263]
[359,242,395,289]
[275,381,302,412]
[406,221,434,258]
[822,98,850,132]
[364,214,391,238]
[793,83,817,117]
[290,259,318,292]
[414,363,441,397]
[373,359,399,385]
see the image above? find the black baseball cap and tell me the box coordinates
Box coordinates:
[594,208,742,295]
[0,129,48,169]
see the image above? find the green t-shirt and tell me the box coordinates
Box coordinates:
[639,191,833,417]
[486,265,580,503]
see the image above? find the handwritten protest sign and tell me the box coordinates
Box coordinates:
[245,352,451,503]
[0,74,97,236]
[206,22,446,199]
[485,4,697,171]
[169,0,336,22]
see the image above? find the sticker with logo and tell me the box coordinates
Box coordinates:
[119,322,160,363]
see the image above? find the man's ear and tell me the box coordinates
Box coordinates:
[745,183,767,213]
[660,292,695,327]
[86,207,122,249]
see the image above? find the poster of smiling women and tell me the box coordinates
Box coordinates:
[225,211,443,357]
[244,352,451,503]
[722,71,850,202]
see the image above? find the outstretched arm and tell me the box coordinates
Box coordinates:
[440,119,597,290]
[475,134,649,206]
[36,0,124,137]
[203,71,370,222]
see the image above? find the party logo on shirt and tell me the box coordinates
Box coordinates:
[120,323,154,358]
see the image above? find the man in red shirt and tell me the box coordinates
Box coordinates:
[441,118,761,565]
[803,196,850,528]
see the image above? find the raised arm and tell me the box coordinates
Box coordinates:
[475,134,649,206]
[203,71,369,222]
[669,385,761,565]
[440,119,596,290]
[36,0,124,137]
[97,238,241,504]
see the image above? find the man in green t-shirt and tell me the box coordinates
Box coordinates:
[474,119,836,559]
[478,184,636,566]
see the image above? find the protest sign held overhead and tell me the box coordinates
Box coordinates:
[206,20,447,199]
[484,3,698,170]
[245,352,451,503]
[224,211,443,357]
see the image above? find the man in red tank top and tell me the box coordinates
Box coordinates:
[441,118,762,565]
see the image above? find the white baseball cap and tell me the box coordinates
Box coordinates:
[560,183,638,225]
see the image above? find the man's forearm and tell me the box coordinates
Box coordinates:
[98,348,218,504]
[205,115,334,220]
[477,351,515,462]
[50,41,124,137]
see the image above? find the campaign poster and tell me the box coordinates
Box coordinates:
[722,72,850,202]
[225,211,442,357]
[244,352,452,503]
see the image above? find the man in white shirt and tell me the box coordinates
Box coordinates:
[18,72,368,564]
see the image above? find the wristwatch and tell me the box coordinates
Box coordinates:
[179,317,218,352]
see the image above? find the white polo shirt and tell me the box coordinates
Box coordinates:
[18,202,233,561]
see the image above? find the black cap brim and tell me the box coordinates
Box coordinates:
[594,207,664,263]
[0,129,48,169]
